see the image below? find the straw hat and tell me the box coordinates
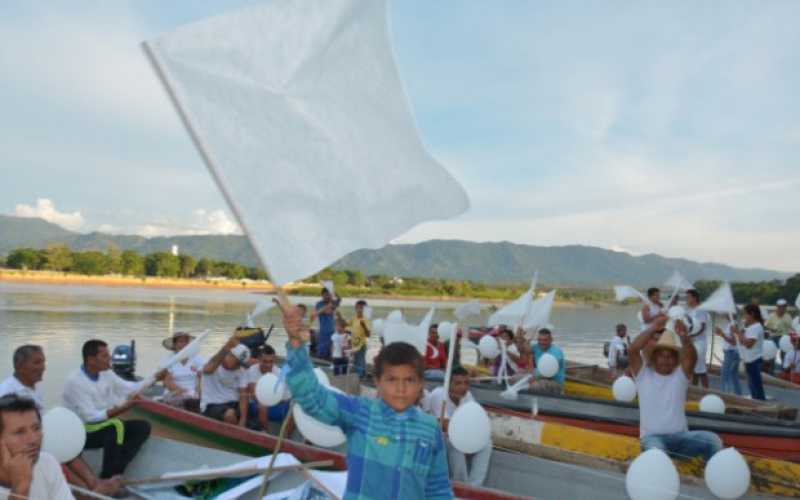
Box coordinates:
[644,328,681,364]
[162,331,194,350]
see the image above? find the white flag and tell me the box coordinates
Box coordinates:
[664,271,694,291]
[144,0,469,285]
[454,299,481,321]
[614,285,648,303]
[699,282,737,315]
[523,290,557,331]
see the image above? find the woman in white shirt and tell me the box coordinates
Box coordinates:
[161,332,205,411]
[713,317,743,396]
[732,304,766,400]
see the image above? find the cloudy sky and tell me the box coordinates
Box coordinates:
[2,1,799,271]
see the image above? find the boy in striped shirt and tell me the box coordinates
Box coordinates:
[282,304,452,499]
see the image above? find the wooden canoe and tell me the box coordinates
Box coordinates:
[127,400,526,500]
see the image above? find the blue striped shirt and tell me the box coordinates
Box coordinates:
[285,343,453,500]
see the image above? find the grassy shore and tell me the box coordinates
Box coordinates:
[0,268,613,305]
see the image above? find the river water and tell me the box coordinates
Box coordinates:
[0,281,645,406]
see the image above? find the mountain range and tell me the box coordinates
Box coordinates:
[0,215,790,287]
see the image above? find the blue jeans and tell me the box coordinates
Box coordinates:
[721,350,743,395]
[745,358,766,400]
[353,347,367,378]
[641,431,722,462]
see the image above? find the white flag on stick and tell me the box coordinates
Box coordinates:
[144,0,469,285]
[523,290,556,331]
[699,282,737,315]
[664,271,694,292]
[614,285,649,303]
[487,273,537,328]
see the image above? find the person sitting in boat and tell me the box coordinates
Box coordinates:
[629,315,723,461]
[246,345,293,433]
[331,317,351,376]
[607,323,629,379]
[779,334,800,384]
[0,345,122,496]
[529,328,565,394]
[161,331,205,412]
[342,299,371,378]
[63,340,164,479]
[513,329,534,373]
[494,328,523,379]
[0,395,73,499]
[686,290,710,389]
[314,287,341,361]
[422,366,492,487]
[281,302,453,499]
[424,323,448,380]
[200,336,250,427]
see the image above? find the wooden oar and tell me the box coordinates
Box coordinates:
[122,458,333,486]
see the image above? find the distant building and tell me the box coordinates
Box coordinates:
[391,276,404,285]
[171,244,179,256]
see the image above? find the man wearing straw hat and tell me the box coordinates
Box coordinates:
[161,331,205,412]
[629,315,723,461]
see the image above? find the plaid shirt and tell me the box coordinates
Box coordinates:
[285,343,453,500]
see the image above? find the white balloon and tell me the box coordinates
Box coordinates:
[255,373,284,406]
[625,448,679,500]
[314,367,331,387]
[387,310,404,323]
[704,448,751,499]
[372,319,385,337]
[448,401,491,454]
[537,353,559,378]
[292,387,346,448]
[779,335,794,353]
[42,407,86,463]
[762,341,778,361]
[699,394,726,414]
[612,376,637,402]
[438,321,454,343]
[478,335,500,359]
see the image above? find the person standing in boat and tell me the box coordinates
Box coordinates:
[0,345,121,495]
[63,340,164,479]
[607,323,629,379]
[629,315,723,461]
[713,317,744,395]
[422,366,492,487]
[161,331,205,412]
[201,336,251,426]
[529,328,565,394]
[686,290,710,389]
[424,324,448,380]
[331,318,351,376]
[0,395,74,499]
[345,299,372,378]
[314,287,340,361]
[731,304,766,400]
[281,302,453,499]
[246,345,293,433]
[766,299,793,373]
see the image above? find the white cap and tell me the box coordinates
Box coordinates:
[229,344,250,364]
[777,299,788,307]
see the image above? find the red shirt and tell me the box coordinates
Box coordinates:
[425,341,447,370]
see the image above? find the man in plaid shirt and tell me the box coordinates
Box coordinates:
[282,303,453,499]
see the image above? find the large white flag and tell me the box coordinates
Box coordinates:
[144,0,469,285]
[522,290,557,331]
[487,273,538,328]
[699,282,737,315]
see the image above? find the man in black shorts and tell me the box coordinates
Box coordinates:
[201,336,250,426]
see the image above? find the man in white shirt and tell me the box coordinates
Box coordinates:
[246,345,291,432]
[0,345,121,495]
[686,290,710,389]
[423,366,491,486]
[63,340,164,479]
[0,394,73,499]
[161,331,205,412]
[607,324,629,379]
[201,336,250,426]
[629,314,722,461]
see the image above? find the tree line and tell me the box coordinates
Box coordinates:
[1,245,268,281]
[694,276,800,307]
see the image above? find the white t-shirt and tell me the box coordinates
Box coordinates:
[504,344,522,374]
[246,363,281,386]
[331,332,347,359]
[200,366,247,411]
[164,354,205,397]
[607,337,627,369]
[688,307,709,342]
[719,323,738,352]
[741,323,764,363]
[635,366,689,438]
[0,376,45,410]
[421,386,476,418]
[0,452,74,500]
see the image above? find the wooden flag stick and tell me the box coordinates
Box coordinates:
[258,401,296,497]
[440,323,459,421]
[122,459,333,486]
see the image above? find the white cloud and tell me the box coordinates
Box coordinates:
[13,199,84,231]
[192,209,241,235]
[133,209,241,237]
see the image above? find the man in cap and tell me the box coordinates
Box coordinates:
[766,298,794,340]
[628,315,722,461]
[201,336,250,426]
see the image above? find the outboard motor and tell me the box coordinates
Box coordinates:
[112,340,137,381]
